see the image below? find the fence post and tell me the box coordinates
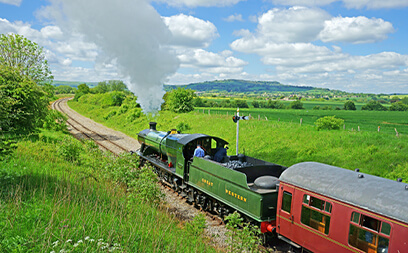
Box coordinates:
[300,118,303,126]
[265,116,268,121]
[258,115,260,121]
[208,109,210,115]
[395,128,399,137]
[343,124,345,130]
[278,118,280,122]
[378,126,380,132]
[358,126,360,132]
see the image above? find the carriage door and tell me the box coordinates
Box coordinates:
[277,184,296,242]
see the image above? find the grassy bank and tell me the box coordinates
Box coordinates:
[68,97,408,182]
[0,130,218,252]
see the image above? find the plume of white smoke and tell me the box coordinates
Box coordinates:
[43,0,179,113]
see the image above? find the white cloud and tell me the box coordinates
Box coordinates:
[230,7,408,93]
[255,7,331,43]
[154,0,244,7]
[224,14,244,22]
[318,16,394,44]
[163,14,218,48]
[178,49,247,73]
[0,0,22,6]
[271,0,336,6]
[271,0,408,9]
[342,0,408,9]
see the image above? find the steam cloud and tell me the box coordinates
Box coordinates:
[45,0,179,113]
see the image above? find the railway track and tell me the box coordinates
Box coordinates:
[52,98,128,155]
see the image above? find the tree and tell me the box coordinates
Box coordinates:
[0,33,53,84]
[252,100,259,108]
[389,102,408,111]
[93,80,127,93]
[235,100,249,108]
[0,66,49,132]
[343,101,356,110]
[55,85,75,94]
[166,88,195,113]
[289,100,304,109]
[74,83,90,101]
[361,101,387,111]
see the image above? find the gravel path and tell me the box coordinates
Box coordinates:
[55,98,230,250]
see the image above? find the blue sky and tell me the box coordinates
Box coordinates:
[1,0,408,95]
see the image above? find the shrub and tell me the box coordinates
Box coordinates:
[185,214,207,236]
[126,109,142,122]
[289,100,304,109]
[389,102,408,111]
[313,105,320,110]
[343,101,356,110]
[57,137,83,164]
[314,116,344,131]
[225,212,261,253]
[176,122,191,133]
[103,110,117,120]
[362,101,387,111]
[43,110,67,132]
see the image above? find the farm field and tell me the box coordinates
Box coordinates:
[196,107,408,135]
[68,97,408,182]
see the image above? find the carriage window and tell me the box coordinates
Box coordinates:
[348,212,390,252]
[281,191,292,213]
[381,222,391,236]
[301,194,331,235]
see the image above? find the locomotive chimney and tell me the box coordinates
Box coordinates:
[149,122,157,131]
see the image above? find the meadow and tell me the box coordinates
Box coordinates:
[0,130,218,252]
[68,96,408,182]
[195,107,408,135]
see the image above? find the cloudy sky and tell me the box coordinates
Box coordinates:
[1,0,408,94]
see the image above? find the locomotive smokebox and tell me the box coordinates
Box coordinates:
[149,122,157,131]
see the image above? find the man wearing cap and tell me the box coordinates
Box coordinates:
[214,145,229,163]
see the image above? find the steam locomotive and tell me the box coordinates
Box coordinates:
[136,122,408,253]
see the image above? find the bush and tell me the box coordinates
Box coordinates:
[362,101,387,111]
[126,108,142,122]
[57,137,83,164]
[343,101,356,110]
[176,122,191,133]
[43,110,67,132]
[289,100,304,109]
[225,212,261,253]
[314,116,344,131]
[389,102,408,111]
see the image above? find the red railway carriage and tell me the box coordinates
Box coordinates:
[275,162,408,253]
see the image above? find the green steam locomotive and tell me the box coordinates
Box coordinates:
[136,122,286,229]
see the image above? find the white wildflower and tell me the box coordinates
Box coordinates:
[85,236,90,241]
[77,240,83,244]
[66,239,72,243]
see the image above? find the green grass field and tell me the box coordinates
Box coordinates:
[0,130,218,252]
[195,107,408,135]
[68,97,408,182]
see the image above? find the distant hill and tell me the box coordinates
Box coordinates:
[52,81,99,88]
[164,79,319,93]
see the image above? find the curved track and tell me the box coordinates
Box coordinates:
[52,98,131,155]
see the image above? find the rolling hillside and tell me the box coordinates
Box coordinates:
[164,79,322,93]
